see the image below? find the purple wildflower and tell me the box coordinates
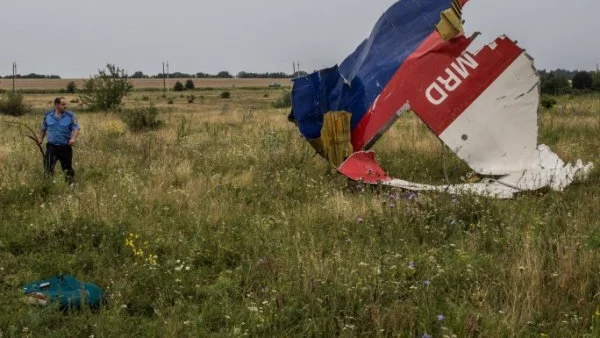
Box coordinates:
[408,262,415,270]
[422,333,432,338]
[422,280,431,287]
[437,314,445,322]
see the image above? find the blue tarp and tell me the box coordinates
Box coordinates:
[22,274,105,311]
[290,0,453,140]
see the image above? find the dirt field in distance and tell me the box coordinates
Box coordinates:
[0,78,290,90]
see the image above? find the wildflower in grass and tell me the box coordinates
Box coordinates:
[422,332,432,338]
[437,314,445,322]
[408,262,415,270]
[389,202,396,208]
[357,217,364,223]
[406,191,417,199]
[422,280,431,287]
[147,254,157,266]
[125,233,157,266]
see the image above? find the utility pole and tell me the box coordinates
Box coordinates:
[12,62,17,93]
[293,62,296,78]
[166,62,170,91]
[162,62,166,92]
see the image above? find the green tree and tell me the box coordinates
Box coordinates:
[216,71,233,78]
[592,72,600,91]
[79,64,133,110]
[173,81,185,92]
[540,72,571,95]
[184,79,195,90]
[572,71,593,90]
[66,81,77,93]
[131,71,146,78]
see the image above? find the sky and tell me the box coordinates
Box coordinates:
[1,0,598,78]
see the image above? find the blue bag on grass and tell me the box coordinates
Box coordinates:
[22,274,104,311]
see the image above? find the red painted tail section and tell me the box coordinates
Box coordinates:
[352,34,524,151]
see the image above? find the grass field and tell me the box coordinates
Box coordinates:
[0,89,599,337]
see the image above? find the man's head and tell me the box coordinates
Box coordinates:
[54,97,67,112]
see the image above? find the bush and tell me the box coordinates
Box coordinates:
[173,81,184,92]
[66,81,77,93]
[0,92,30,116]
[220,91,231,99]
[540,96,557,109]
[80,64,133,110]
[187,94,195,103]
[121,105,162,132]
[271,90,291,108]
[185,79,195,90]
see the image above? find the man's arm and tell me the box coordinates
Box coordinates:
[38,114,47,145]
[68,129,79,146]
[37,130,46,145]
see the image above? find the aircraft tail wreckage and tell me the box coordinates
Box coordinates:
[288,0,593,198]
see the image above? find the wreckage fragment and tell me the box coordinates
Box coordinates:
[289,0,593,198]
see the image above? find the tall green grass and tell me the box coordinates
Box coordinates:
[0,92,599,337]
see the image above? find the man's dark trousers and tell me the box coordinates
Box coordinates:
[44,143,74,184]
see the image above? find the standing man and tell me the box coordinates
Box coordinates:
[38,97,80,184]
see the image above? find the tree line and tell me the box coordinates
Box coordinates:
[2,71,309,79]
[540,69,600,95]
[132,71,308,79]
[0,73,60,79]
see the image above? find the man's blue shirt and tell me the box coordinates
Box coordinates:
[41,110,80,145]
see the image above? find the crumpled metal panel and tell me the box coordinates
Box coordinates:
[290,0,464,143]
[289,0,593,198]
